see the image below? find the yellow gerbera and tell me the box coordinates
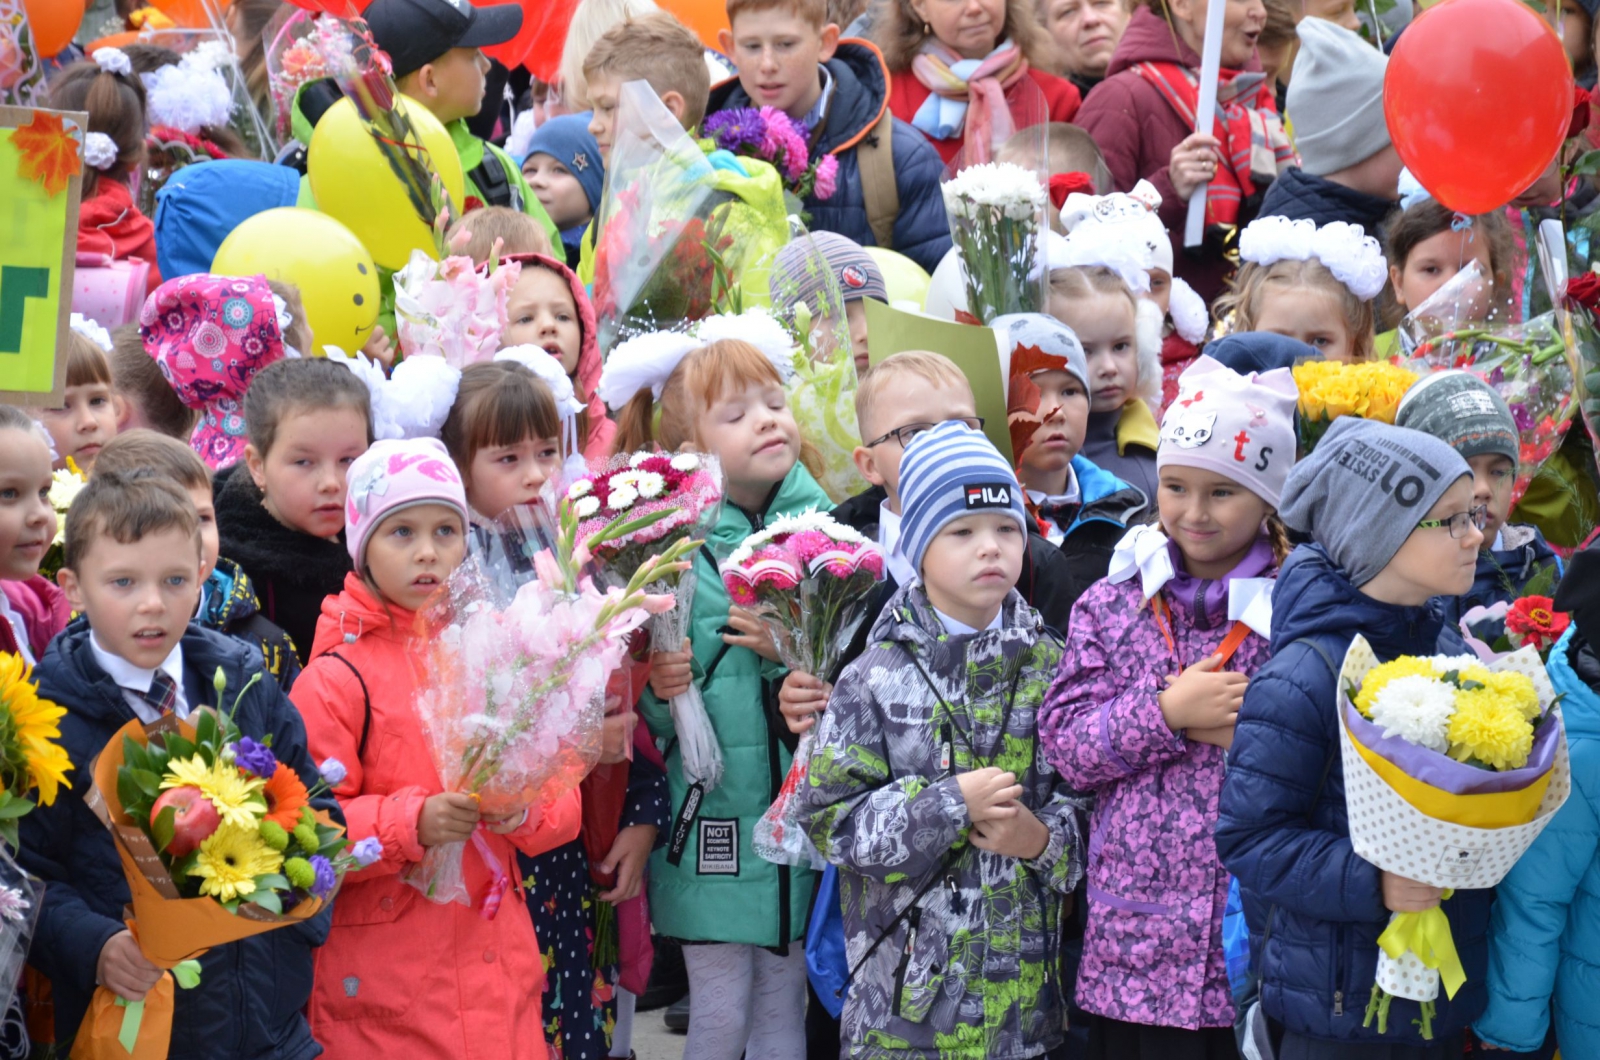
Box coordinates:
[189,823,283,902]
[0,653,72,806]
[1447,690,1535,770]
[1354,657,1441,717]
[1475,670,1542,721]
[162,755,265,829]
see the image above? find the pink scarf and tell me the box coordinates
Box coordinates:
[909,38,1028,153]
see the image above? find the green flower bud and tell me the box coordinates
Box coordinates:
[259,820,290,851]
[284,857,315,891]
[293,823,320,855]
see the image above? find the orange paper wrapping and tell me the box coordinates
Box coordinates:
[69,977,174,1060]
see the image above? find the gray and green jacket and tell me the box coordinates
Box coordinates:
[801,586,1086,1060]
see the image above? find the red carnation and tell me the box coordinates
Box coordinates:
[1505,595,1570,654]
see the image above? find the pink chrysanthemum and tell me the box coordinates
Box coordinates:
[813,154,839,200]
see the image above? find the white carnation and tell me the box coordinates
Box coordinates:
[1367,675,1457,754]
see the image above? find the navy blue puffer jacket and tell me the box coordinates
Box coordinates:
[705,41,952,273]
[1256,166,1398,241]
[20,621,337,1059]
[1215,545,1492,1046]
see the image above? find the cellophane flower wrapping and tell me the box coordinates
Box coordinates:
[394,250,519,366]
[565,452,726,791]
[0,846,40,1010]
[1290,360,1419,452]
[721,512,886,865]
[1335,635,1571,1037]
[941,161,1048,324]
[1558,274,1600,492]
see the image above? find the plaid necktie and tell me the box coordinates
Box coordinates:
[141,672,179,717]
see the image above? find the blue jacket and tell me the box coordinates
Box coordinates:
[19,621,336,1059]
[1215,545,1492,1045]
[1438,524,1563,629]
[1256,166,1398,241]
[1475,626,1600,1056]
[705,41,953,273]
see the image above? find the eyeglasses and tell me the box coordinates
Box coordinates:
[1416,505,1489,539]
[864,417,986,449]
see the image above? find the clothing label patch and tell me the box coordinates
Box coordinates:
[963,483,1013,510]
[1434,845,1485,881]
[697,818,739,875]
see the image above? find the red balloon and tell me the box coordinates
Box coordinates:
[1385,0,1573,214]
[472,0,579,80]
[284,0,373,13]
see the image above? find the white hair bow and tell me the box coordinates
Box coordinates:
[1107,523,1176,600]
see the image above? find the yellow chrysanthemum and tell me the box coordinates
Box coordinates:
[1355,657,1441,717]
[162,755,265,829]
[1474,670,1542,721]
[1447,690,1535,770]
[0,653,72,806]
[188,823,283,902]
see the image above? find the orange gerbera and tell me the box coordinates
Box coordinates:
[261,762,310,829]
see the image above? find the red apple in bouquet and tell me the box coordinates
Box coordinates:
[151,786,221,857]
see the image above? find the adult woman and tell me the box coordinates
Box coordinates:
[875,0,1083,165]
[1075,0,1291,304]
[1038,0,1130,97]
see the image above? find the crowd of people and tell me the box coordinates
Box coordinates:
[4,0,1600,1059]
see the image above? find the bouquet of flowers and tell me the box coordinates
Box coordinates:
[721,512,885,865]
[701,106,839,213]
[564,452,726,792]
[941,161,1048,324]
[1291,360,1418,452]
[1459,584,1569,664]
[39,462,84,581]
[393,247,519,365]
[1336,636,1570,1038]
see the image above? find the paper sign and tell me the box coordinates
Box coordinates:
[0,105,84,405]
[863,297,1013,462]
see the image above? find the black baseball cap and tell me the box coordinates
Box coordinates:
[364,0,523,79]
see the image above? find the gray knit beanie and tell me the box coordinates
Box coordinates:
[1278,418,1471,587]
[1395,371,1519,467]
[1287,18,1392,177]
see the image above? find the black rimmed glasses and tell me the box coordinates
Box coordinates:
[864,417,986,449]
[1416,505,1488,538]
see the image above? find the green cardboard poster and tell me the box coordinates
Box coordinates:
[0,105,85,406]
[863,297,1012,462]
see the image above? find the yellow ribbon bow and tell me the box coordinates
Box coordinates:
[1377,893,1467,1000]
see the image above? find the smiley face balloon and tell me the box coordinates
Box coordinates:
[212,208,381,354]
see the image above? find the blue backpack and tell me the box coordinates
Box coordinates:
[153,159,300,280]
[806,864,849,1017]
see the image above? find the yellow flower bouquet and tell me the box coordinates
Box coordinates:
[1337,636,1570,1038]
[0,652,72,850]
[1292,361,1418,451]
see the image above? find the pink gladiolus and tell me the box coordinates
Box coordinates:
[642,593,678,614]
[534,548,565,591]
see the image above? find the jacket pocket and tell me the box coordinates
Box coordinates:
[892,907,948,1024]
[331,877,416,927]
[1087,883,1174,916]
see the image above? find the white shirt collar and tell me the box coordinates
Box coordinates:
[878,500,919,587]
[1025,466,1080,543]
[90,631,188,721]
[933,606,1003,637]
[802,65,835,132]
[0,593,34,668]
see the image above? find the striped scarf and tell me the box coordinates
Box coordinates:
[909,38,1028,150]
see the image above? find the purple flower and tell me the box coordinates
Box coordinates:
[319,758,348,786]
[703,107,767,154]
[309,855,338,900]
[1511,402,1536,431]
[230,737,278,779]
[351,837,383,867]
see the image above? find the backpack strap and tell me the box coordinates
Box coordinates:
[467,147,523,211]
[318,650,373,761]
[856,109,899,250]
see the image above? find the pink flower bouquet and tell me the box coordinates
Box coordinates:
[393,249,519,366]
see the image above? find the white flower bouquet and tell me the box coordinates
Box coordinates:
[941,161,1049,324]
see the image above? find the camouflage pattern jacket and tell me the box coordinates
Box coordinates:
[801,585,1086,1060]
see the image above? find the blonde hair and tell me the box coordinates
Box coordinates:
[727,0,830,28]
[873,0,1049,73]
[1048,265,1163,402]
[560,0,662,110]
[1215,258,1378,363]
[854,351,970,438]
[448,206,554,265]
[582,12,711,130]
[264,279,315,357]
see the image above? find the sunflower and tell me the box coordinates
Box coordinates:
[189,823,283,902]
[260,762,310,830]
[162,754,265,829]
[0,653,72,806]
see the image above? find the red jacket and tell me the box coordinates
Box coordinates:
[888,66,1082,166]
[0,577,70,662]
[1074,7,1264,304]
[77,178,161,295]
[291,574,581,1060]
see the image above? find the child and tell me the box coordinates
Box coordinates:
[768,231,888,373]
[583,11,711,161]
[33,332,120,472]
[799,420,1086,1060]
[441,361,567,525]
[1216,418,1495,1054]
[93,429,302,691]
[705,0,953,274]
[19,471,332,1058]
[289,438,581,1059]
[109,324,196,439]
[51,50,161,293]
[1218,216,1388,364]
[1039,355,1299,1058]
[998,123,1115,221]
[140,273,294,469]
[446,205,555,266]
[364,0,561,245]
[1380,196,1514,356]
[1475,548,1600,1058]
[606,337,830,1060]
[1047,265,1162,504]
[0,407,69,665]
[523,115,605,270]
[215,357,373,665]
[499,253,615,460]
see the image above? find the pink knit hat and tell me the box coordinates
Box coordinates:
[1158,355,1298,507]
[344,438,469,567]
[140,273,286,469]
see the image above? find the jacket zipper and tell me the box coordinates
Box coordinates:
[891,906,922,1017]
[1332,925,1345,1017]
[1193,577,1213,632]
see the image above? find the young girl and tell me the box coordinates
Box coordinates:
[0,407,69,666]
[440,358,670,1060]
[1040,356,1297,1060]
[1379,196,1514,357]
[1217,216,1388,364]
[604,337,831,1060]
[215,357,372,664]
[499,253,615,461]
[33,332,120,473]
[290,437,581,1060]
[51,50,161,293]
[1048,265,1163,504]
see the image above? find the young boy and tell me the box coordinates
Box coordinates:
[583,11,712,162]
[109,324,196,440]
[705,0,952,273]
[93,430,302,691]
[769,230,887,373]
[522,114,605,269]
[34,332,120,472]
[364,0,559,246]
[1217,418,1494,1053]
[18,471,335,1058]
[799,421,1085,1060]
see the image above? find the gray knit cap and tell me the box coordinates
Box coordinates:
[1395,370,1519,467]
[1279,418,1471,587]
[1287,18,1391,176]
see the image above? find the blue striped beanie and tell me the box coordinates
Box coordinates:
[899,421,1027,575]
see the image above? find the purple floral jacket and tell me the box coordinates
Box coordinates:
[1039,537,1276,1030]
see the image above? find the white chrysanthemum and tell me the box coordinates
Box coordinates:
[607,486,639,511]
[635,472,666,498]
[631,451,655,467]
[1428,655,1482,674]
[670,453,700,472]
[941,162,1046,221]
[567,479,593,500]
[609,470,641,489]
[1367,675,1458,753]
[574,496,601,519]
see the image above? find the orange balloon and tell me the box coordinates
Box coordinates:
[658,0,728,51]
[23,0,84,57]
[149,0,233,28]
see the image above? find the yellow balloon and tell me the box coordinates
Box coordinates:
[864,247,931,308]
[307,95,466,271]
[212,208,381,353]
